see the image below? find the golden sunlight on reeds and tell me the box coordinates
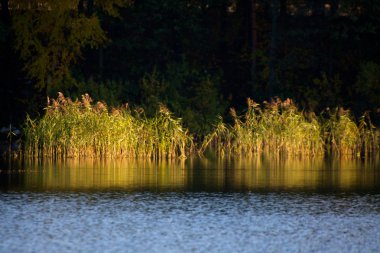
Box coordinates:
[201,98,379,157]
[19,156,380,192]
[23,93,194,159]
[23,94,379,159]
[20,156,379,191]
[23,158,186,191]
[184,156,380,191]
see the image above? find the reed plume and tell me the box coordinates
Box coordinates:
[24,93,194,159]
[201,98,378,157]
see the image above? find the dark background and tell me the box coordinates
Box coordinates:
[1,0,380,136]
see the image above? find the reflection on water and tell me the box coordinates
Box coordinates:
[1,156,380,253]
[1,159,186,192]
[1,156,380,192]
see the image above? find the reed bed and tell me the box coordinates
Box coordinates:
[24,93,194,159]
[23,93,380,159]
[201,98,380,157]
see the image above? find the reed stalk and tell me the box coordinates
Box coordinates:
[201,98,379,157]
[23,93,380,158]
[23,93,194,159]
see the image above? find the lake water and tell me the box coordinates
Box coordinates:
[1,156,380,252]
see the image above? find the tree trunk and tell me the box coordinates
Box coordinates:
[312,0,324,16]
[250,0,257,95]
[99,47,104,78]
[280,0,287,16]
[87,0,94,16]
[218,1,228,99]
[268,0,279,97]
[1,0,10,24]
[331,0,339,16]
[78,0,85,14]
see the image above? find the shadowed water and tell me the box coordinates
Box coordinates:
[1,156,380,252]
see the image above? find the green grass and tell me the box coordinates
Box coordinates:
[23,93,194,159]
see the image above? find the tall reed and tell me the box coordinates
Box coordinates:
[201,98,379,157]
[23,93,194,159]
[321,108,360,155]
[23,93,379,158]
[358,112,379,156]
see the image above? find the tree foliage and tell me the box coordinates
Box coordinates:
[12,0,126,91]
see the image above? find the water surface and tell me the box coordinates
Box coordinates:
[1,156,380,252]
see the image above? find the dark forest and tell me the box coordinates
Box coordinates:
[1,0,380,136]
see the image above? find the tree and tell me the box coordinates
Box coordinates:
[250,0,258,95]
[268,0,280,97]
[12,0,125,94]
[0,0,10,24]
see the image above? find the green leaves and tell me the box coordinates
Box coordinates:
[12,0,120,91]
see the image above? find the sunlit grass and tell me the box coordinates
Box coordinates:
[23,94,379,159]
[201,98,379,157]
[24,93,194,159]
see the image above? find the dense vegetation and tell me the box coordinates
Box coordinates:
[202,97,378,157]
[24,93,378,158]
[24,93,193,158]
[1,0,380,138]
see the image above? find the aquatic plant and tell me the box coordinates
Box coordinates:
[201,98,379,157]
[358,112,380,156]
[23,93,379,159]
[23,93,194,159]
[321,108,360,155]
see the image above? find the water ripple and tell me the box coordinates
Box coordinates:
[1,192,379,253]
